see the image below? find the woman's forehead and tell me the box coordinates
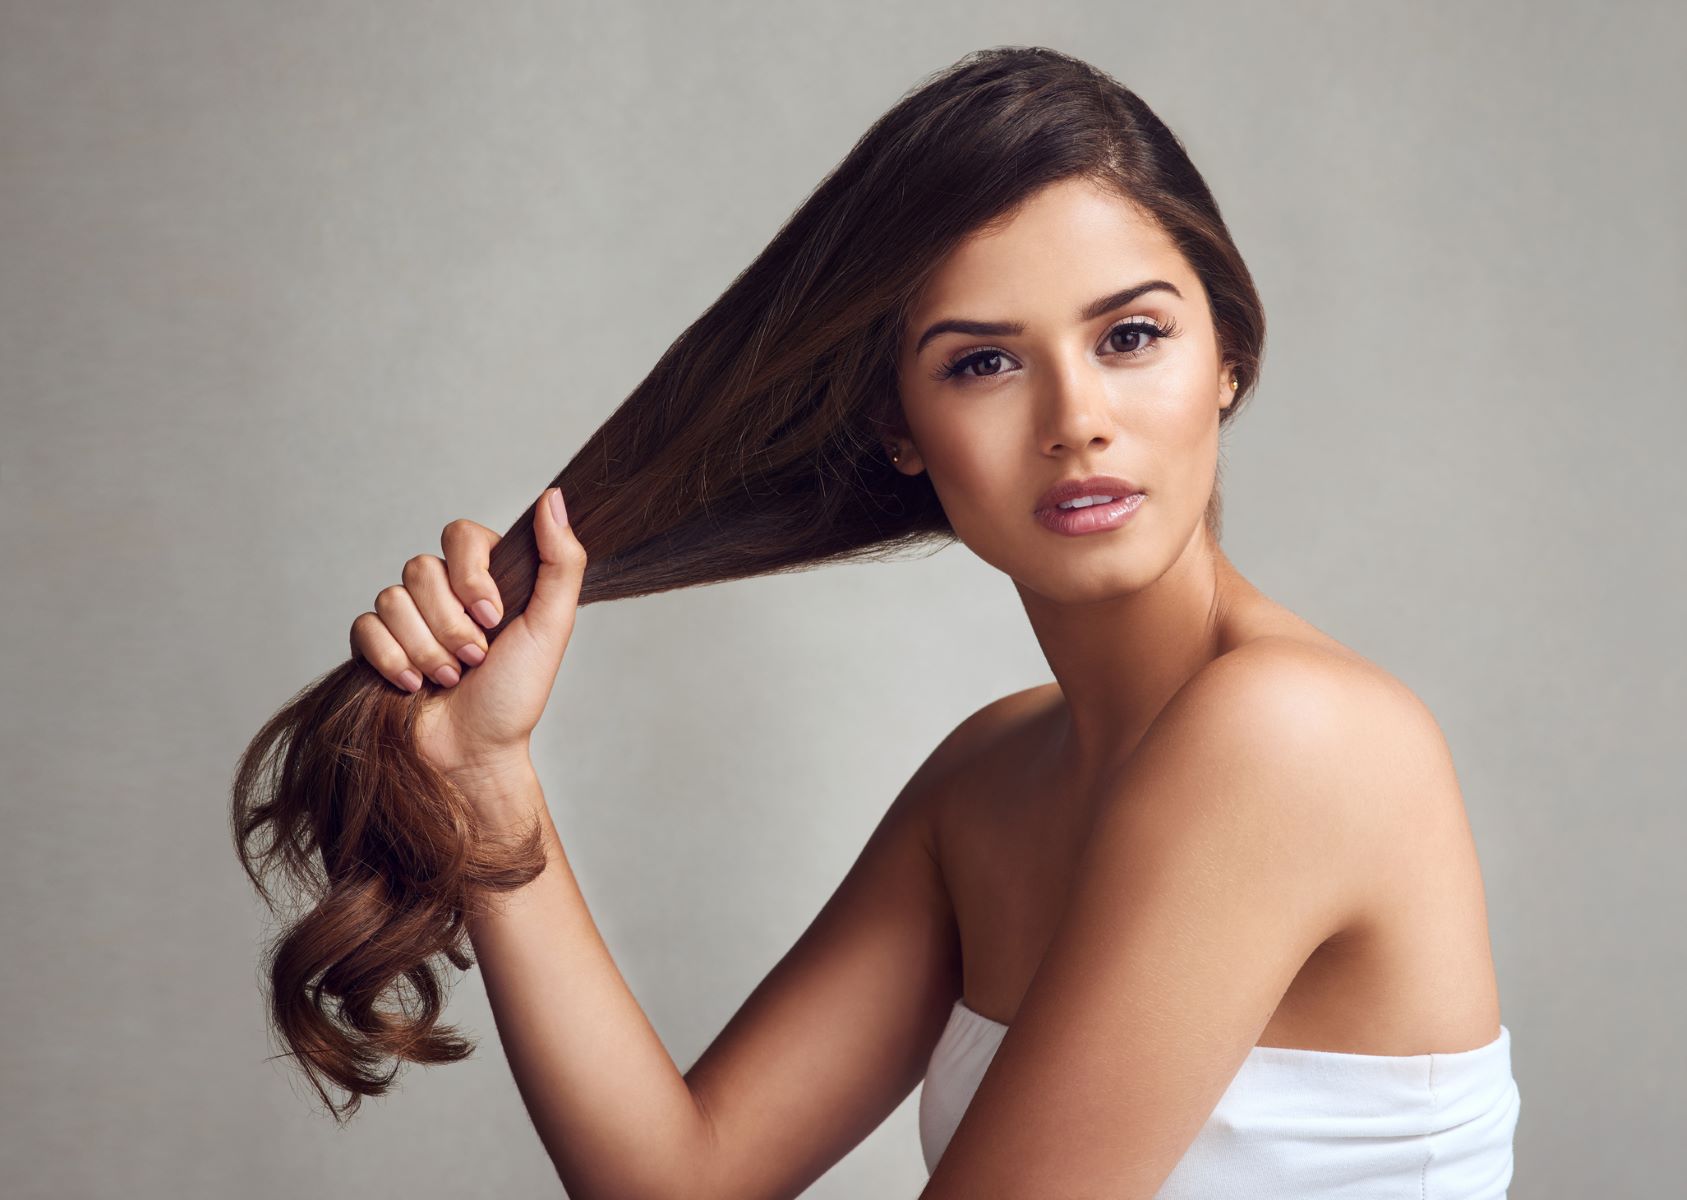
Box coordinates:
[909,184,1188,324]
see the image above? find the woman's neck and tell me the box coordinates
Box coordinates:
[1016,526,1264,782]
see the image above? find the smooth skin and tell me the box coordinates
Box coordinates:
[348,178,1502,1199]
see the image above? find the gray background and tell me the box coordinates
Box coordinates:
[3,2,1680,1197]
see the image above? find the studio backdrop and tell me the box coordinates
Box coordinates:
[3,3,1681,1197]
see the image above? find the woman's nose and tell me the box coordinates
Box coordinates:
[1038,360,1115,454]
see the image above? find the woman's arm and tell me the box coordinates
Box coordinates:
[464,761,715,1200]
[918,646,1399,1198]
[463,695,1027,1200]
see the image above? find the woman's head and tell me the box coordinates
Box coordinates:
[890,176,1242,606]
[232,44,1265,1123]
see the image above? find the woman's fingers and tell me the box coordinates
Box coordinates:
[401,552,490,671]
[347,518,505,695]
[441,518,504,631]
[513,487,587,668]
[350,610,425,693]
[373,578,463,688]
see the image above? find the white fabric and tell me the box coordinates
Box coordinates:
[919,998,1520,1198]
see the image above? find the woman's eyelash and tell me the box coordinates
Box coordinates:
[930,315,1181,383]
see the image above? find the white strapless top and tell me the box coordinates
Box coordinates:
[919,998,1520,1198]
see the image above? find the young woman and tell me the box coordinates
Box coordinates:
[233,45,1519,1199]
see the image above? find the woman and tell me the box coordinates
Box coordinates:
[233,45,1519,1198]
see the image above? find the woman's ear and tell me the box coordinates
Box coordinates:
[884,434,927,476]
[1219,363,1238,410]
[877,402,927,475]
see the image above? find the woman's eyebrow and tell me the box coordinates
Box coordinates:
[912,279,1184,356]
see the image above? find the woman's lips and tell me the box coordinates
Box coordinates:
[1034,492,1146,536]
[1035,474,1143,511]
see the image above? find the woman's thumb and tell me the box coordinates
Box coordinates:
[519,487,587,663]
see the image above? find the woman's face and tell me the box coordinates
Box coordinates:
[893,176,1234,605]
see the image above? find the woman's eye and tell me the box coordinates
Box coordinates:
[931,315,1177,384]
[930,348,1013,382]
[1109,321,1161,355]
[956,350,1007,379]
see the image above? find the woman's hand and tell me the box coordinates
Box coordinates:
[349,487,586,786]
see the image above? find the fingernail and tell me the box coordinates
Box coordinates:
[548,487,568,525]
[457,643,486,666]
[435,665,460,687]
[399,669,423,692]
[472,599,499,627]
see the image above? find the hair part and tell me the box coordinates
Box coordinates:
[232,43,1266,1123]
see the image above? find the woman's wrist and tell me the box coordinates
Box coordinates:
[444,754,545,818]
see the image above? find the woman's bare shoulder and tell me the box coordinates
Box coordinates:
[1226,622,1440,729]
[913,683,1063,787]
[902,684,1065,842]
[1219,594,1436,713]
[1190,625,1458,823]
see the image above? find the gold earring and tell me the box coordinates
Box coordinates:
[1230,378,1239,390]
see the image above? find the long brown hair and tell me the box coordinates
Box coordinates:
[231,44,1266,1124]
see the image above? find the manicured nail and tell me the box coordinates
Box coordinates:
[548,487,568,525]
[398,669,423,692]
[435,665,460,687]
[472,599,499,627]
[457,643,486,666]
